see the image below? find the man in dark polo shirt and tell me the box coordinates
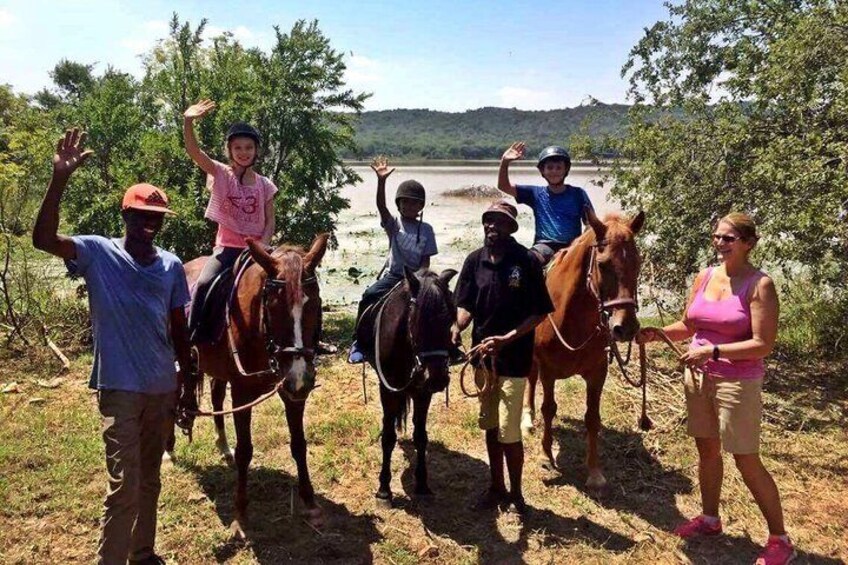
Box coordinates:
[453,200,554,514]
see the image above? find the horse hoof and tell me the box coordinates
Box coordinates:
[230,519,247,540]
[302,507,324,529]
[586,474,608,497]
[375,492,393,509]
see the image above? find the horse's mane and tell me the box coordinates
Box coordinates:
[270,244,306,306]
[549,213,636,269]
[413,271,454,321]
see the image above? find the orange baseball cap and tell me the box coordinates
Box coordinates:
[121,183,176,215]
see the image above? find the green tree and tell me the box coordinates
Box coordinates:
[614,0,848,354]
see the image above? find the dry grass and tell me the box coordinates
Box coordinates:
[1,317,847,564]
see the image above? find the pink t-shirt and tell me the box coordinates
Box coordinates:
[204,160,278,248]
[686,267,765,379]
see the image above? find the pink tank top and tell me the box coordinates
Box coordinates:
[686,267,765,379]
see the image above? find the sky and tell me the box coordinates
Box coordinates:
[0,0,670,112]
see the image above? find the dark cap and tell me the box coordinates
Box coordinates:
[482,199,518,233]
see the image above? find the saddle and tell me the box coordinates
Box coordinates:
[189,250,254,343]
[355,282,404,362]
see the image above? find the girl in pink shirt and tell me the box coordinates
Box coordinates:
[183,99,277,343]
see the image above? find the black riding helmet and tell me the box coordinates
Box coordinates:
[537,145,571,173]
[395,180,426,206]
[226,122,262,147]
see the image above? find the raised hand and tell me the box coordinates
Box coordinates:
[184,99,216,120]
[52,128,94,178]
[370,155,395,181]
[501,141,526,162]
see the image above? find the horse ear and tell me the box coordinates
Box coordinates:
[584,206,607,241]
[629,211,646,235]
[246,238,277,275]
[438,268,458,288]
[304,233,330,271]
[403,265,421,296]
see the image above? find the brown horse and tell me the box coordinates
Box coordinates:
[356,267,457,506]
[521,210,645,493]
[181,234,329,534]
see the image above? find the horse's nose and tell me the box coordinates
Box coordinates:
[612,324,626,342]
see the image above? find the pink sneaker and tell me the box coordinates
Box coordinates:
[755,536,796,565]
[672,515,723,538]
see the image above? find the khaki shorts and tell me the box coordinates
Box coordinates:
[476,369,526,444]
[684,368,763,454]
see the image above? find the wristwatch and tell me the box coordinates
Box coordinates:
[712,345,720,361]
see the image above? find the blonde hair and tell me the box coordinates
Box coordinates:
[718,212,758,243]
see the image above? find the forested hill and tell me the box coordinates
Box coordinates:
[344,104,631,160]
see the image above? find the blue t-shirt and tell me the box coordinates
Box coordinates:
[68,236,190,394]
[515,184,594,245]
[382,215,438,276]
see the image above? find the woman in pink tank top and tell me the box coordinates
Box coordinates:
[638,213,795,564]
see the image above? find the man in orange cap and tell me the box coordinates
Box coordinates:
[33,128,191,565]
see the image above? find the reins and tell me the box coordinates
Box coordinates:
[459,343,498,398]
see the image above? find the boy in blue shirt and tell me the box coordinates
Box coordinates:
[497,142,594,266]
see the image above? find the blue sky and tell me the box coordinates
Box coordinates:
[0,0,670,111]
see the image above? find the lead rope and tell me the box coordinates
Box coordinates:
[608,327,704,431]
[459,343,498,398]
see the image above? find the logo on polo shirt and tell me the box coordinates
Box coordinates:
[508,266,522,288]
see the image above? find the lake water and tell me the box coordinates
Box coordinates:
[323,163,614,308]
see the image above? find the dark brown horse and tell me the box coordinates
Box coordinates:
[522,210,645,493]
[356,267,457,506]
[181,234,329,534]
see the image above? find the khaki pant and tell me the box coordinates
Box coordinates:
[684,368,762,454]
[97,389,176,565]
[476,369,526,444]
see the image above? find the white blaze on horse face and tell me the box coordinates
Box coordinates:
[287,295,309,391]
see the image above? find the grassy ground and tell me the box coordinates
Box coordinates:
[1,313,847,564]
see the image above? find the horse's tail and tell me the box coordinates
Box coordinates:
[395,395,410,434]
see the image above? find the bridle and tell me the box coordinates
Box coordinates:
[226,262,319,401]
[548,239,639,352]
[373,282,452,394]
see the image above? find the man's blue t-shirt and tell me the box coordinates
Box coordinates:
[515,184,594,245]
[69,236,190,394]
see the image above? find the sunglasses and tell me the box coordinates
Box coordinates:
[712,234,740,244]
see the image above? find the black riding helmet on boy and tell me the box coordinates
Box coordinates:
[537,145,572,175]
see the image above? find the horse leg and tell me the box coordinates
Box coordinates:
[283,396,323,528]
[376,392,400,507]
[412,392,433,497]
[162,425,176,462]
[231,392,254,538]
[521,357,539,437]
[584,368,608,494]
[540,373,558,471]
[211,379,234,464]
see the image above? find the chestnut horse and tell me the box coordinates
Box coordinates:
[521,210,645,493]
[181,234,329,533]
[356,267,457,506]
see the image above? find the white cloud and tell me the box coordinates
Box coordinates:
[119,20,169,55]
[203,24,262,47]
[496,87,558,110]
[345,54,382,86]
[0,8,18,30]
